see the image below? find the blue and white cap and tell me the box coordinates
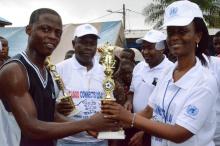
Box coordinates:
[136,30,166,44]
[162,0,203,28]
[136,29,166,50]
[73,24,100,38]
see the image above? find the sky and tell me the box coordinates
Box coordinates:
[0,0,153,30]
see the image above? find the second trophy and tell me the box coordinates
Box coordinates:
[45,57,78,116]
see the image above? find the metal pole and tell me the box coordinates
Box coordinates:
[123,4,126,30]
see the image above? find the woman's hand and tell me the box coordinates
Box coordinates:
[101,101,133,125]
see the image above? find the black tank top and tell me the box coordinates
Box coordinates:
[4,52,56,146]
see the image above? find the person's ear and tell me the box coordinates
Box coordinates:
[195,32,202,44]
[72,39,75,47]
[25,25,32,36]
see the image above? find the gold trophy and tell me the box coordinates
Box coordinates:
[45,57,78,116]
[97,43,125,139]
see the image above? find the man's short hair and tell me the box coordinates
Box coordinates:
[29,8,61,25]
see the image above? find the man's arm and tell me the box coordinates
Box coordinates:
[54,108,71,122]
[124,91,133,111]
[0,62,115,140]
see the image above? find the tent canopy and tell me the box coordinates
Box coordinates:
[0,21,125,63]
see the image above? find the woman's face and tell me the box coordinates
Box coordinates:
[166,22,202,58]
[213,36,220,55]
[119,64,134,85]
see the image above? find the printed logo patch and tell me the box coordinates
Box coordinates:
[186,105,199,117]
[85,25,92,30]
[169,7,178,17]
[147,31,152,36]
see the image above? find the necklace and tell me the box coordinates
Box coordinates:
[162,80,181,123]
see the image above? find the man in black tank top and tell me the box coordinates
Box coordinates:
[0,8,118,146]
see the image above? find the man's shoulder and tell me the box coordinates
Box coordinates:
[0,62,28,97]
[0,60,26,73]
[93,62,105,76]
[134,61,146,70]
[164,57,174,66]
[56,58,73,69]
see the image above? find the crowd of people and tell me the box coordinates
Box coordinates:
[0,0,220,146]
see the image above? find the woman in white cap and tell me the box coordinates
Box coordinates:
[102,1,218,146]
[123,29,174,146]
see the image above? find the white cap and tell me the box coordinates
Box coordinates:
[155,41,165,50]
[162,0,203,28]
[0,41,2,51]
[136,29,166,44]
[73,24,100,38]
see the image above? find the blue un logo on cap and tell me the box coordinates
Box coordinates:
[169,7,178,17]
[186,105,199,117]
[147,31,152,36]
[85,25,92,30]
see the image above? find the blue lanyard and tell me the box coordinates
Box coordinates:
[162,80,181,123]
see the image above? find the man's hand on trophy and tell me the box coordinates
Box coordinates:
[88,112,120,132]
[86,130,98,138]
[124,100,133,111]
[128,131,145,146]
[56,100,74,116]
[101,102,133,126]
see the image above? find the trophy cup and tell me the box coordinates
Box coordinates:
[45,57,78,116]
[97,43,125,139]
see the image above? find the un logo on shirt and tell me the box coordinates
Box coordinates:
[186,105,199,117]
[169,7,178,17]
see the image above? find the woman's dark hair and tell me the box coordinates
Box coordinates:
[215,31,220,37]
[193,17,209,66]
[114,59,135,79]
[118,59,135,71]
[122,48,135,60]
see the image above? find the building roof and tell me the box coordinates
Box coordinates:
[0,16,12,26]
[0,21,125,63]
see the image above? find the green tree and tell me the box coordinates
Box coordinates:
[143,0,220,28]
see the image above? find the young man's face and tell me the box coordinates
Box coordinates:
[213,36,220,55]
[0,39,9,59]
[26,13,63,57]
[119,64,134,85]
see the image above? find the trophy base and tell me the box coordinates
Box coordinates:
[97,130,125,139]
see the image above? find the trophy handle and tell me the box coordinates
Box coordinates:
[45,57,78,116]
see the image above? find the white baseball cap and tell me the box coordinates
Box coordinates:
[73,24,100,38]
[136,29,166,44]
[162,0,203,28]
